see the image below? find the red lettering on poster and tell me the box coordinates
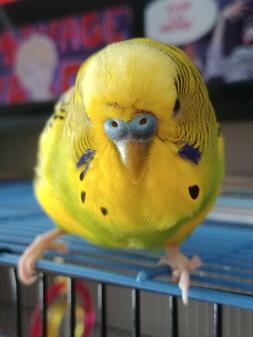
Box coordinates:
[0,78,3,97]
[0,31,17,66]
[0,6,133,104]
[161,18,192,32]
[0,0,19,5]
[61,62,81,91]
[7,75,27,104]
[104,8,132,43]
[81,12,103,49]
[167,1,191,14]
[48,20,60,43]
[60,18,81,53]
[162,1,192,33]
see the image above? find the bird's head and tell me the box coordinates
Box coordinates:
[73,39,213,184]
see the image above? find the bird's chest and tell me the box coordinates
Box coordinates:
[74,144,205,235]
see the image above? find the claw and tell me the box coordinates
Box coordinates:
[178,271,190,305]
[159,245,202,305]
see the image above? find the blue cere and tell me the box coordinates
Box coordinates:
[104,113,157,143]
[104,119,128,142]
[129,113,157,142]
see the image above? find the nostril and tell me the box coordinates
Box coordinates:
[139,118,147,125]
[104,119,128,141]
[111,121,118,128]
[129,114,157,141]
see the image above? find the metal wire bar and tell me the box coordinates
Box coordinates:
[131,288,141,337]
[68,278,76,337]
[39,273,48,337]
[97,282,107,337]
[2,254,253,311]
[213,303,222,337]
[11,268,22,337]
[169,296,178,337]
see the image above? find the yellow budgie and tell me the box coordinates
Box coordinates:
[18,38,224,304]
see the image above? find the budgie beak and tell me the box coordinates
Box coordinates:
[104,113,157,184]
[116,140,152,184]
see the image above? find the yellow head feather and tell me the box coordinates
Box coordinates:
[71,39,217,155]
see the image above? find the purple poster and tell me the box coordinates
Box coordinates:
[0,6,133,105]
[145,0,253,85]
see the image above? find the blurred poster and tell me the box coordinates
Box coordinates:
[0,0,19,4]
[0,6,133,105]
[144,0,253,85]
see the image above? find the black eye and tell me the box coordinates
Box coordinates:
[173,97,180,116]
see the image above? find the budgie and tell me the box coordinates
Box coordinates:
[18,38,224,304]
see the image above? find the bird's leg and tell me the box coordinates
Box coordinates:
[159,245,202,305]
[18,228,66,285]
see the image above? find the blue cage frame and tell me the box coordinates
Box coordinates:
[0,182,253,337]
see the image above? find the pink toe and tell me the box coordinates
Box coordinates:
[18,257,37,285]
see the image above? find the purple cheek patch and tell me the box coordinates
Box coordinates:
[76,149,96,168]
[178,143,201,165]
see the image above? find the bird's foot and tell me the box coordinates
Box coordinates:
[18,229,65,285]
[159,245,202,305]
